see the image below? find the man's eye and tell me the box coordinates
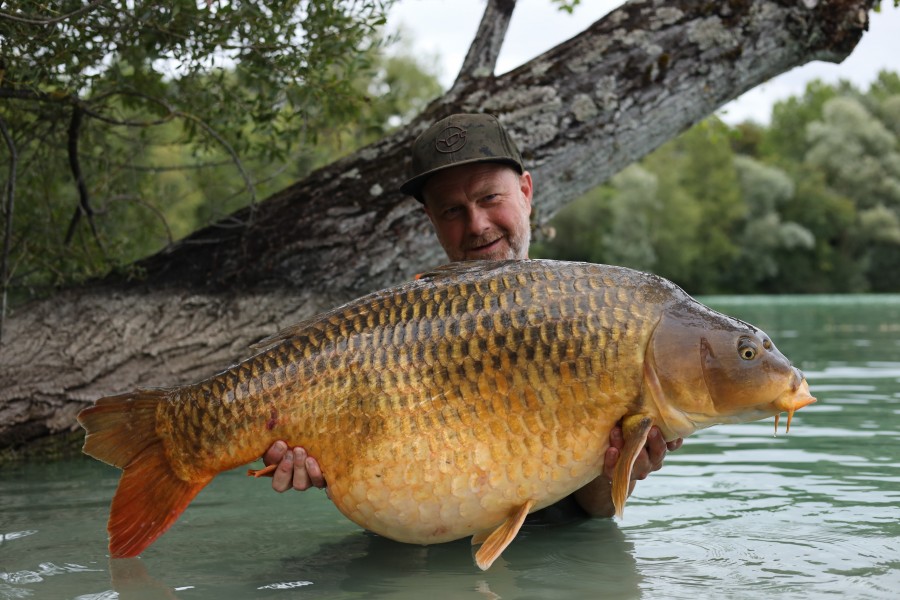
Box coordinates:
[443,206,463,218]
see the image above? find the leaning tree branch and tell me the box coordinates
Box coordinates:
[450,0,517,94]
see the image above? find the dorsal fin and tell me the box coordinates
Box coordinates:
[415,259,526,283]
[252,260,531,352]
[249,301,375,352]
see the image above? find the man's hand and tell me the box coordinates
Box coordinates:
[603,425,683,481]
[262,440,327,493]
[574,425,683,517]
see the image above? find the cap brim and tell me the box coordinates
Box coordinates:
[400,157,524,200]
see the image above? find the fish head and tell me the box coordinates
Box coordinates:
[646,302,816,438]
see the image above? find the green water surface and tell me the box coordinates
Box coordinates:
[1,295,898,599]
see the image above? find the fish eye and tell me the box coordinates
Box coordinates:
[738,337,758,360]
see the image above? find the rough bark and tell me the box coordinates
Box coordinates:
[451,0,516,93]
[0,0,874,460]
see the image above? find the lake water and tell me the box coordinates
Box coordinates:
[2,295,899,599]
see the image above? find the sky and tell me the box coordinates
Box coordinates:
[386,0,900,124]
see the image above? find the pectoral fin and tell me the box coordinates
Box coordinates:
[472,500,535,570]
[612,414,654,519]
[247,464,277,477]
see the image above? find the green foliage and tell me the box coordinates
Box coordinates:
[761,80,841,163]
[874,1,900,10]
[535,73,900,294]
[532,185,614,263]
[0,0,443,303]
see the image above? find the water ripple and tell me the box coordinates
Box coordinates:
[0,531,37,544]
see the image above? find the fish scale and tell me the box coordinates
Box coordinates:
[78,259,815,569]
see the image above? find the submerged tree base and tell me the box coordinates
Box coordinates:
[0,429,85,465]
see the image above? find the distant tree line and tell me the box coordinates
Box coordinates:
[534,72,900,294]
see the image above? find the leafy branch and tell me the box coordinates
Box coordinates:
[0,0,106,25]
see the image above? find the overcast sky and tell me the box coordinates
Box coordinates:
[387,0,900,124]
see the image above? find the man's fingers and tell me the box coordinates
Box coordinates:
[604,426,681,484]
[292,448,313,491]
[627,428,664,481]
[608,426,624,450]
[602,445,619,481]
[272,449,294,493]
[645,427,668,472]
[305,456,327,489]
[263,440,288,467]
[268,446,327,493]
[630,451,652,480]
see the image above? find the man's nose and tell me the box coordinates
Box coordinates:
[465,207,490,233]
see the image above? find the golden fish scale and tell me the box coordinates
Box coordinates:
[156,262,666,543]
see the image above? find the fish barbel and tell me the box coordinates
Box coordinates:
[78,259,815,569]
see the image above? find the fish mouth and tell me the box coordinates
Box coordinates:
[772,369,816,435]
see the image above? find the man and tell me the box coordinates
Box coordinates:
[262,113,682,519]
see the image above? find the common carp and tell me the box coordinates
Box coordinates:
[78,259,815,569]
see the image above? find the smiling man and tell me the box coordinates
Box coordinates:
[263,113,682,520]
[418,162,533,261]
[402,113,534,262]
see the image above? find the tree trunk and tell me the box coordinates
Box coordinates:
[0,0,874,459]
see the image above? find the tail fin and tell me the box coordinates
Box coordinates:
[77,390,212,558]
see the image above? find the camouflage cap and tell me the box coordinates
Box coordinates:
[400,113,525,201]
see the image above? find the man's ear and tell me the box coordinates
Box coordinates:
[520,171,533,213]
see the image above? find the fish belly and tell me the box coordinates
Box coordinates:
[308,391,619,544]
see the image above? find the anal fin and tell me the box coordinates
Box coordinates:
[471,529,490,546]
[612,414,654,519]
[473,500,535,570]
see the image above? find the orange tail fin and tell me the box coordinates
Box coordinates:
[77,390,212,558]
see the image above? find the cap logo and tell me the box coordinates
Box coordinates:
[435,126,467,154]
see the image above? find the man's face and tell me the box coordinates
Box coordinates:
[421,163,533,262]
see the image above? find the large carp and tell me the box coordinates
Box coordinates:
[78,260,815,569]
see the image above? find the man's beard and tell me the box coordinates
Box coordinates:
[447,214,532,261]
[502,218,531,260]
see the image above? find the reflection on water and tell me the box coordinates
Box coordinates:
[2,295,899,599]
